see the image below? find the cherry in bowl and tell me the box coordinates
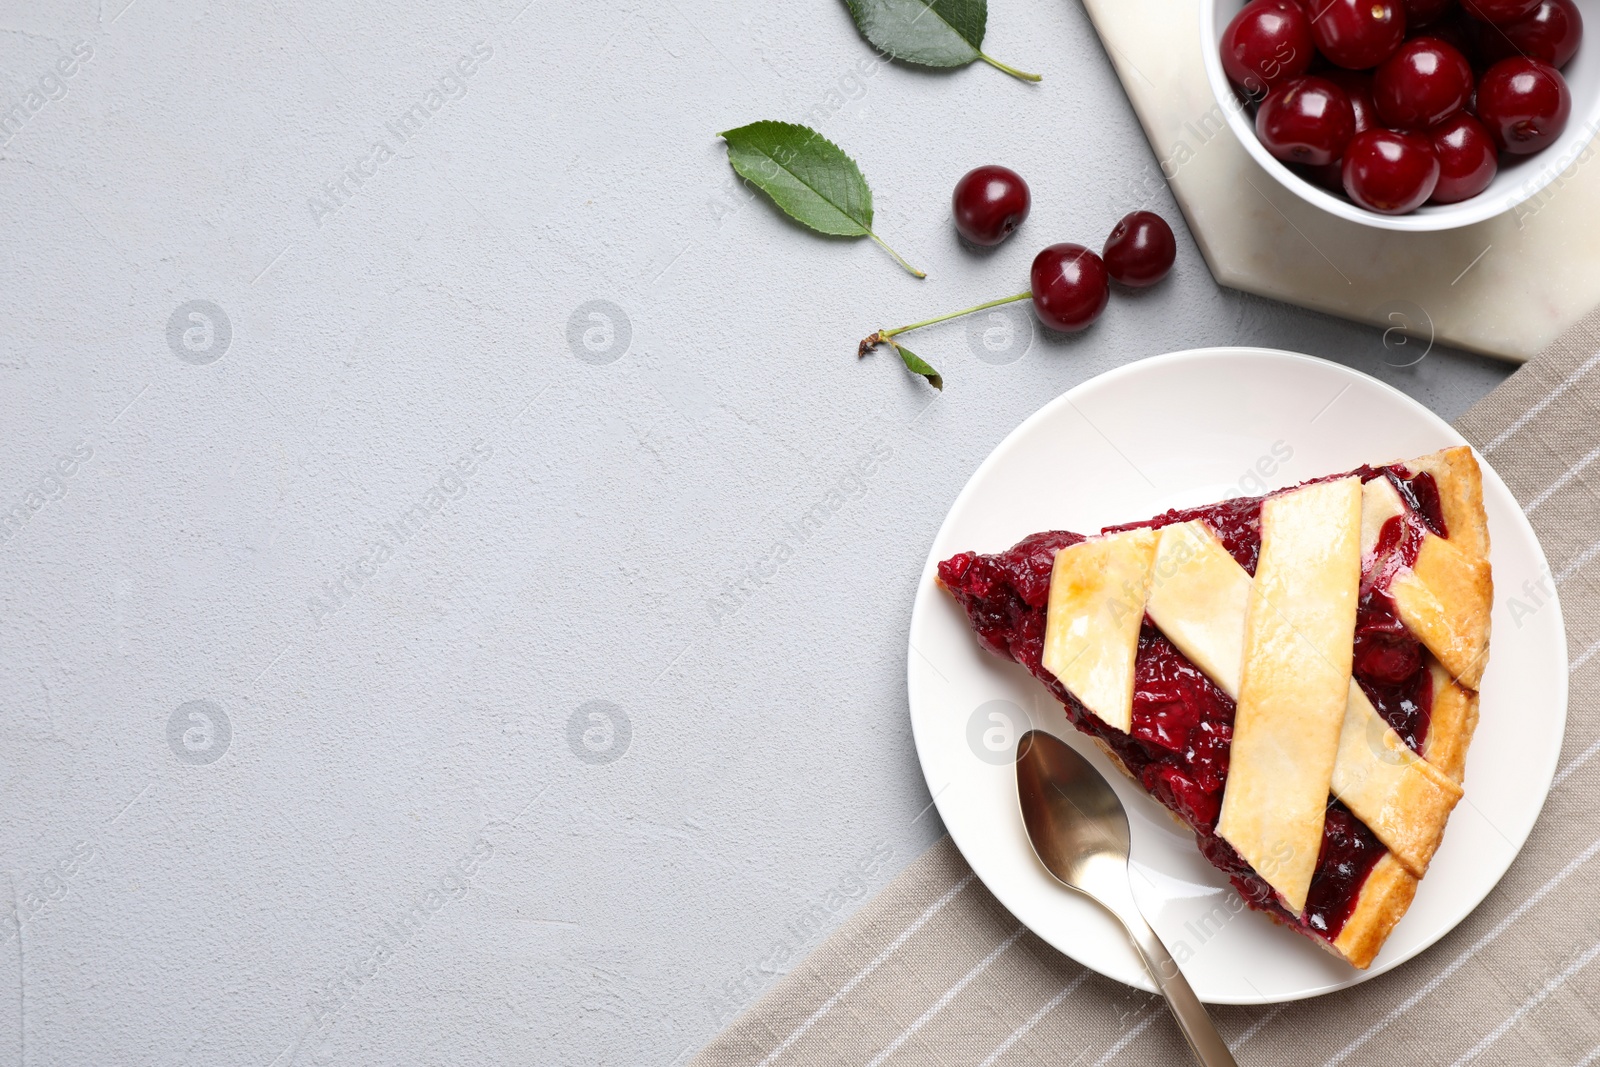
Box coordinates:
[1472,0,1584,68]
[1256,76,1357,165]
[1312,0,1407,69]
[1221,0,1316,95]
[1429,112,1499,203]
[1476,56,1572,153]
[1374,37,1474,129]
[1301,70,1378,188]
[952,165,1031,246]
[1342,128,1441,213]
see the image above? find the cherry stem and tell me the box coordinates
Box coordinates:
[979,53,1042,83]
[882,290,1032,338]
[867,231,926,278]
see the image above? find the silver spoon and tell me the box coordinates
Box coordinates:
[1016,729,1239,1067]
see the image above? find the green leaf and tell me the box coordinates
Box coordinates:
[719,121,924,277]
[845,0,983,66]
[893,343,943,390]
[720,121,872,237]
[842,0,1040,81]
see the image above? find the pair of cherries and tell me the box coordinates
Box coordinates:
[1223,0,1579,213]
[951,165,1177,331]
[860,167,1180,384]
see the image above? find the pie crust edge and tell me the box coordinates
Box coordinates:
[1330,853,1419,969]
[1422,658,1481,784]
[1405,445,1490,561]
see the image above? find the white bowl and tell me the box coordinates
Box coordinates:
[1200,0,1600,230]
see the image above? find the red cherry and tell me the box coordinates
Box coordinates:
[1353,630,1423,683]
[1312,0,1406,69]
[951,165,1031,246]
[1300,70,1376,187]
[1373,37,1474,128]
[1221,0,1316,96]
[1102,211,1178,287]
[1476,56,1571,152]
[1460,0,1540,22]
[1030,244,1110,331]
[1256,76,1357,165]
[1429,112,1499,201]
[1401,0,1455,26]
[1472,0,1583,66]
[1342,128,1441,212]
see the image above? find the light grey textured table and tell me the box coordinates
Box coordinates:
[0,2,1516,1064]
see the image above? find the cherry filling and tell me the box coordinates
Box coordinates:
[1385,468,1447,537]
[1107,494,1264,574]
[1303,804,1390,935]
[939,530,1084,664]
[1359,655,1434,753]
[1353,508,1434,751]
[937,465,1443,945]
[1207,801,1387,939]
[1131,625,1234,831]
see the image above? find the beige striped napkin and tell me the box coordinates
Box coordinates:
[693,315,1600,1067]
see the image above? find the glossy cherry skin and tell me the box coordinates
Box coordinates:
[1342,128,1441,212]
[1472,0,1583,66]
[1460,0,1540,22]
[951,165,1031,246]
[1302,70,1377,188]
[1353,630,1424,683]
[1476,56,1572,152]
[1312,0,1406,69]
[1256,76,1357,165]
[1102,211,1178,287]
[1030,244,1111,331]
[1222,0,1316,96]
[1373,37,1474,128]
[1429,112,1499,201]
[1402,0,1456,26]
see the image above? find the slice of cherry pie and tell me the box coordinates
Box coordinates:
[938,446,1492,968]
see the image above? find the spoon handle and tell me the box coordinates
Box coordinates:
[1122,912,1239,1066]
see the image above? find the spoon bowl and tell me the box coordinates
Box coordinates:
[1016,730,1238,1067]
[1015,729,1132,883]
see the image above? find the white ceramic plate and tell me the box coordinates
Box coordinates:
[907,348,1568,1004]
